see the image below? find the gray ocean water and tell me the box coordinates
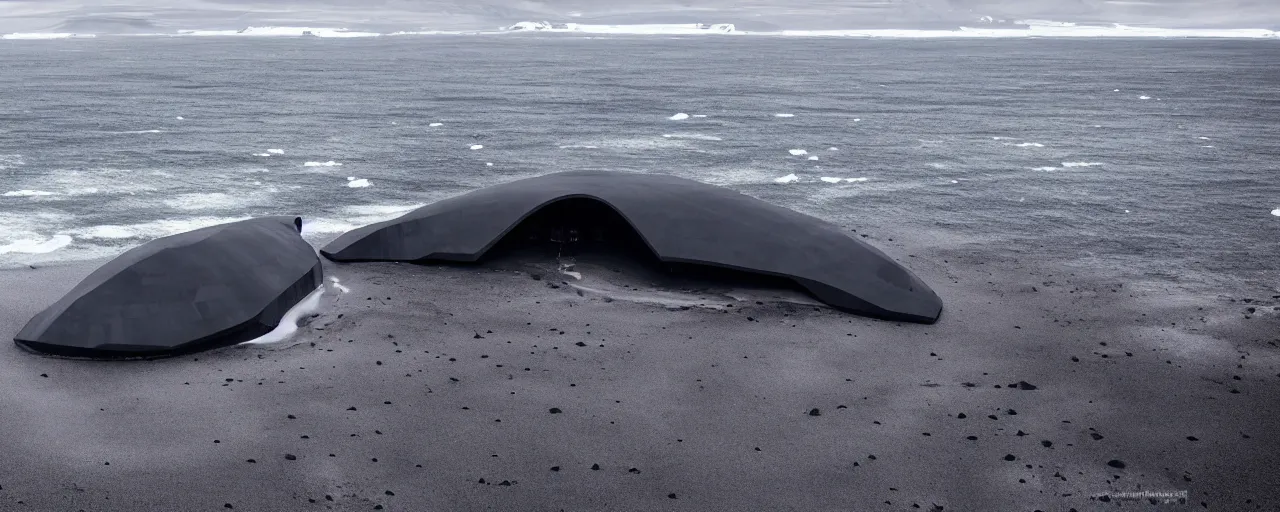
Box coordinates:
[1,36,1277,295]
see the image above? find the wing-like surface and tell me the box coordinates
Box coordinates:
[15,216,323,358]
[321,171,942,323]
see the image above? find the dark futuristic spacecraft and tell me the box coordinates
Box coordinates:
[322,171,942,323]
[14,216,323,358]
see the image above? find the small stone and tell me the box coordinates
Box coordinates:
[668,493,678,499]
[1090,432,1104,440]
[591,464,600,471]
[1003,454,1017,461]
[808,408,821,416]
[1041,440,1053,448]
[1107,459,1126,469]
[550,466,560,472]
[549,408,562,414]
[1016,381,1038,390]
[285,454,297,461]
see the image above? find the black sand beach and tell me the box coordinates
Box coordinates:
[2,230,1276,511]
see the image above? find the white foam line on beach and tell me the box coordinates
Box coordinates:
[3,190,57,197]
[240,286,326,345]
[668,113,690,120]
[774,173,800,183]
[304,161,342,167]
[0,234,72,255]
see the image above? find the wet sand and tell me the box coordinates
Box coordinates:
[1,241,1277,511]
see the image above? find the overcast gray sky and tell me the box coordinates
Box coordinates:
[2,0,1277,33]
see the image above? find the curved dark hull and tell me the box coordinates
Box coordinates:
[321,171,942,323]
[14,216,323,359]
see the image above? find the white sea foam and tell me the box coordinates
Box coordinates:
[1031,166,1060,171]
[1139,95,1152,100]
[774,113,795,118]
[347,178,371,188]
[1062,162,1104,167]
[828,147,839,151]
[668,113,690,120]
[845,177,869,183]
[1272,208,1280,217]
[774,173,800,183]
[0,234,72,255]
[662,133,722,141]
[304,161,342,167]
[429,123,443,127]
[469,144,484,150]
[241,286,325,345]
[819,177,842,184]
[1011,142,1044,147]
[113,129,163,134]
[267,149,284,154]
[162,192,246,210]
[692,114,708,118]
[67,216,253,240]
[808,156,819,161]
[788,149,808,156]
[1198,137,1211,140]
[949,179,959,184]
[3,190,57,197]
[176,116,184,120]
[252,153,271,157]
[559,144,598,149]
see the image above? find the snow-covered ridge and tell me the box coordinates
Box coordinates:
[504,21,737,34]
[3,22,1277,40]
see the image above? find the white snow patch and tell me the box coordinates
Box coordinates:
[241,286,326,345]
